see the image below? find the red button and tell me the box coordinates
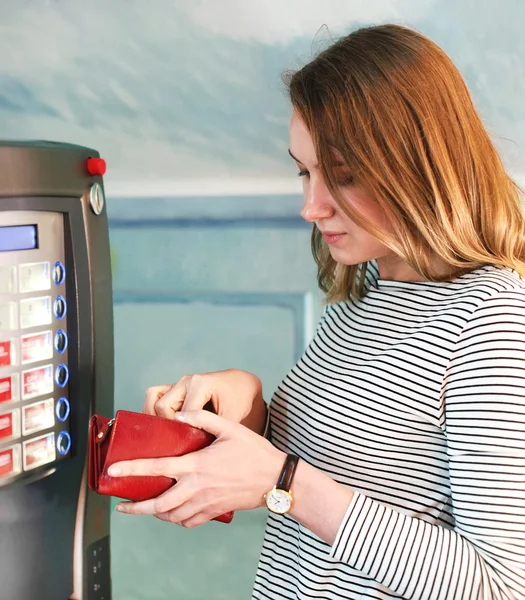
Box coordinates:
[87,157,107,176]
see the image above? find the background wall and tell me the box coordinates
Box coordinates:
[2,1,525,599]
[2,0,525,194]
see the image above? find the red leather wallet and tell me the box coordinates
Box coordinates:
[88,409,234,524]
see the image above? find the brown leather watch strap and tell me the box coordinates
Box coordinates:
[276,453,299,492]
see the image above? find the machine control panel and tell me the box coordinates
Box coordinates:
[0,210,72,484]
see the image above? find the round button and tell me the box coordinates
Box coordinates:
[55,363,69,388]
[56,397,70,422]
[86,157,107,176]
[57,431,71,455]
[55,329,68,354]
[89,183,105,215]
[54,296,67,320]
[53,262,66,285]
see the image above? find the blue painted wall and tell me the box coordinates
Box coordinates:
[108,196,320,599]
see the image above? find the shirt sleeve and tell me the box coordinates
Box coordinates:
[329,289,525,600]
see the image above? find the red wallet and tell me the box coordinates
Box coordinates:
[88,409,234,524]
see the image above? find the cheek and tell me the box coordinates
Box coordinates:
[345,196,393,235]
[357,202,386,228]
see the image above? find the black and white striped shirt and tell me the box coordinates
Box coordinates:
[252,263,525,600]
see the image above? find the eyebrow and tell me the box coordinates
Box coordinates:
[288,148,345,168]
[288,149,312,166]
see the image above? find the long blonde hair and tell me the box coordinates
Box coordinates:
[284,24,525,302]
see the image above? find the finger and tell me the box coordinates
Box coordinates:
[143,384,173,415]
[117,480,193,516]
[155,512,182,524]
[180,511,214,529]
[174,409,235,439]
[158,502,214,528]
[116,498,157,515]
[180,374,215,413]
[155,498,204,525]
[154,378,191,418]
[107,454,195,478]
[154,507,206,527]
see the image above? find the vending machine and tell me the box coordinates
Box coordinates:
[0,141,114,600]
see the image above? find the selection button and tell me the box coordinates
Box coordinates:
[53,296,67,320]
[55,364,69,388]
[57,430,71,455]
[56,397,70,422]
[52,262,66,286]
[54,330,68,354]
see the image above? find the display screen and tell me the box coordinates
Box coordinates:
[0,225,38,252]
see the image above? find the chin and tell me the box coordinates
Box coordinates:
[328,247,369,266]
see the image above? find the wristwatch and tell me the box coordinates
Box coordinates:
[264,453,299,515]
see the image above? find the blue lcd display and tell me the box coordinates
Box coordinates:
[0,225,38,252]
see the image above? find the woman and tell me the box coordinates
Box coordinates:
[109,24,525,599]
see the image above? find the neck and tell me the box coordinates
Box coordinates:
[376,254,452,282]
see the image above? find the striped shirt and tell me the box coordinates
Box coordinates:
[252,263,525,600]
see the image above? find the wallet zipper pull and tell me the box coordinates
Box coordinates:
[96,418,115,444]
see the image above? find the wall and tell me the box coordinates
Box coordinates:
[2,0,524,191]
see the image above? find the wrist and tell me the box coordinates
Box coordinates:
[259,445,287,508]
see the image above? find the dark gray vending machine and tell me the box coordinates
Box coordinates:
[0,141,114,600]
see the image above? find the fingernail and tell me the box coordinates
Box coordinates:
[174,412,186,422]
[116,504,126,512]
[108,466,121,476]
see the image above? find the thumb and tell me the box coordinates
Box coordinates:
[174,409,234,439]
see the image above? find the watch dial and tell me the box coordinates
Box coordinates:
[266,489,292,514]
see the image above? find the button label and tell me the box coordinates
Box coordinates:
[0,340,13,367]
[23,433,56,470]
[22,365,53,400]
[0,266,15,294]
[21,331,53,364]
[20,296,52,329]
[0,445,21,479]
[0,375,16,404]
[0,410,19,442]
[19,262,51,294]
[0,302,16,331]
[23,399,55,436]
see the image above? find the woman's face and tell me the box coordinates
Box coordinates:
[289,111,396,268]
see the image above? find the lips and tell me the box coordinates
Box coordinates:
[321,231,346,245]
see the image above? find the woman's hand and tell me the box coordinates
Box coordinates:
[108,410,286,527]
[143,369,267,432]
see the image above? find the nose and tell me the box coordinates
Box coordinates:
[300,177,335,223]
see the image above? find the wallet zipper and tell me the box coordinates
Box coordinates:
[96,418,115,444]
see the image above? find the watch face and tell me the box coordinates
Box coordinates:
[265,489,292,514]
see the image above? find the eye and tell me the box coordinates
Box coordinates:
[297,169,310,178]
[337,175,354,187]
